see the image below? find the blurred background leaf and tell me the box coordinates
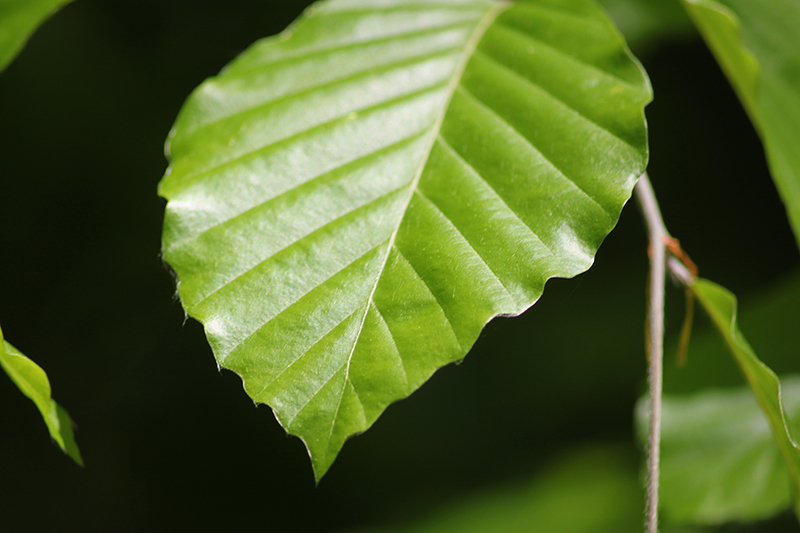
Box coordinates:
[638,379,800,525]
[637,271,800,527]
[0,0,73,70]
[681,0,800,249]
[597,0,695,54]
[350,445,646,533]
[689,279,800,518]
[663,271,800,395]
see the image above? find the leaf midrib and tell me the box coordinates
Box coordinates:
[322,0,511,457]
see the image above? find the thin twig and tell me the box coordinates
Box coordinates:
[635,173,667,533]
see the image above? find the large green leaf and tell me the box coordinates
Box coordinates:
[681,0,800,249]
[637,378,800,524]
[0,0,73,71]
[684,279,800,519]
[159,0,651,480]
[0,325,82,465]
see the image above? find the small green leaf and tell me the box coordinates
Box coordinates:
[681,0,800,249]
[0,0,73,71]
[160,0,651,480]
[689,279,800,519]
[0,325,82,465]
[637,379,800,524]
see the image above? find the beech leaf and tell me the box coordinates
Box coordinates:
[159,0,651,480]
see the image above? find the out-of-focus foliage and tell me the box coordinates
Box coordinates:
[640,273,800,525]
[682,0,800,249]
[351,446,646,533]
[691,279,800,518]
[0,0,72,70]
[663,273,800,395]
[639,379,800,524]
[598,0,695,53]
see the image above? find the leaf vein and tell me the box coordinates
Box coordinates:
[393,246,464,351]
[256,306,365,399]
[369,301,410,388]
[194,188,404,309]
[234,18,481,74]
[435,134,557,257]
[171,82,447,187]
[223,239,388,365]
[455,84,613,217]
[168,128,429,250]
[491,18,641,91]
[473,47,637,148]
[286,365,347,428]
[185,44,466,138]
[322,1,508,458]
[413,189,516,305]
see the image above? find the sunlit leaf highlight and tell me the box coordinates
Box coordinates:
[159,0,651,479]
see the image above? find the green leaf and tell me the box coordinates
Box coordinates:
[0,0,73,71]
[687,279,800,519]
[662,270,800,395]
[681,0,800,249]
[0,325,82,465]
[637,379,800,524]
[159,0,651,480]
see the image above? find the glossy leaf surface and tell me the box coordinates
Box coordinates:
[0,0,72,71]
[160,0,651,479]
[638,379,800,524]
[0,326,82,465]
[690,279,800,518]
[682,0,800,249]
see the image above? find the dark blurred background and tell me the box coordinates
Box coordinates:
[1,1,798,531]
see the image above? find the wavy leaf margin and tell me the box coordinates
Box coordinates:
[160,0,652,480]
